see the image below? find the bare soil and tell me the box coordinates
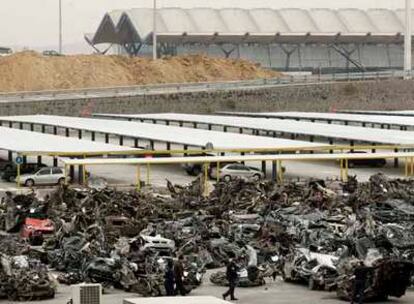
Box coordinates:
[0,52,279,92]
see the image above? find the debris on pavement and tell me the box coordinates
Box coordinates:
[0,173,413,301]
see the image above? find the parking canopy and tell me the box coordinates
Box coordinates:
[0,126,137,154]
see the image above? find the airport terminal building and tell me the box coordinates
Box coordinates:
[86,7,412,72]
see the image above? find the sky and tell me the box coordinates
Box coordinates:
[0,0,407,53]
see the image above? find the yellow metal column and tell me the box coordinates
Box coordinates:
[136,165,141,191]
[204,162,209,197]
[82,165,87,186]
[405,157,409,177]
[16,163,21,188]
[339,159,344,181]
[216,162,220,183]
[411,157,414,176]
[146,163,151,186]
[344,159,349,182]
[277,160,283,184]
[64,164,69,185]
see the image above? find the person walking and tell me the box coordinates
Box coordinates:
[164,259,175,296]
[222,253,239,301]
[351,261,371,304]
[174,255,187,296]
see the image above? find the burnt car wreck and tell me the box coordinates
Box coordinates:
[0,173,412,301]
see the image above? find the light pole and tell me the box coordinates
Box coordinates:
[405,0,412,79]
[59,0,63,54]
[152,0,157,60]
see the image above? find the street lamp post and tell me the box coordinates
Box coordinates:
[153,0,157,60]
[405,0,412,79]
[59,0,63,54]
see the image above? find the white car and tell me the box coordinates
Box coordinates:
[18,167,66,187]
[210,164,265,181]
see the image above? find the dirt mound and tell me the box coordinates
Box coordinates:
[0,52,279,92]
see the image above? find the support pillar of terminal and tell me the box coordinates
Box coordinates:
[53,157,58,167]
[119,136,124,146]
[30,124,34,131]
[223,126,228,132]
[208,124,212,130]
[8,151,12,161]
[261,161,267,177]
[394,148,399,168]
[166,142,171,150]
[69,162,75,182]
[371,143,376,153]
[184,145,188,156]
[149,140,155,150]
[19,122,23,130]
[41,125,45,133]
[37,156,42,165]
[310,136,314,143]
[53,126,57,135]
[105,134,109,144]
[240,152,245,165]
[65,128,70,137]
[166,121,170,126]
[239,128,243,134]
[78,130,82,139]
[350,140,354,152]
[134,138,139,148]
[193,122,197,128]
[91,132,95,141]
[22,155,27,164]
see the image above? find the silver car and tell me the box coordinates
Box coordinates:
[18,167,66,187]
[210,164,265,181]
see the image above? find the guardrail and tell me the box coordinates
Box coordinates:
[0,70,408,101]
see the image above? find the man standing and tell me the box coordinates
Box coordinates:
[351,261,371,304]
[174,255,187,296]
[164,259,175,296]
[223,253,239,301]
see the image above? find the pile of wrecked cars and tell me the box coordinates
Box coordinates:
[0,173,411,302]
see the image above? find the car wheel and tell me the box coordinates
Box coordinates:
[253,174,261,181]
[7,176,15,183]
[308,277,318,290]
[25,179,35,187]
[58,178,65,185]
[223,175,231,182]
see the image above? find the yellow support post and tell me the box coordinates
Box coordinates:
[64,164,68,185]
[277,160,283,184]
[411,157,414,176]
[136,165,141,191]
[216,161,220,183]
[146,163,151,186]
[344,159,349,182]
[17,163,21,188]
[405,157,409,177]
[204,162,209,197]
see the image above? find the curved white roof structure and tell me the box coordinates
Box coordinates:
[89,7,413,46]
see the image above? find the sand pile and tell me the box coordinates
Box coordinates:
[0,52,279,92]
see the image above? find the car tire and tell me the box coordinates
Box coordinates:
[308,277,318,290]
[253,174,261,181]
[223,175,231,182]
[7,176,15,183]
[58,178,65,185]
[25,179,35,187]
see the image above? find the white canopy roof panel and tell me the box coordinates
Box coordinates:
[0,116,325,150]
[0,127,136,154]
[93,113,414,145]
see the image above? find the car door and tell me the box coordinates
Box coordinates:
[224,164,240,178]
[34,168,52,184]
[51,168,64,183]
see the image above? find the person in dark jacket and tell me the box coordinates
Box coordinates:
[164,259,175,296]
[222,254,239,301]
[351,262,372,304]
[174,255,187,296]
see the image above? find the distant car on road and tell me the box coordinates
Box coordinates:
[210,163,264,181]
[347,151,387,168]
[18,167,67,187]
[2,162,47,182]
[0,47,12,57]
[42,50,62,56]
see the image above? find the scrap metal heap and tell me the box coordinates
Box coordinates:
[0,173,413,301]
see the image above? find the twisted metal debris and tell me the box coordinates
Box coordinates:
[0,173,413,301]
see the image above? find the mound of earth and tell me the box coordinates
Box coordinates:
[0,52,279,92]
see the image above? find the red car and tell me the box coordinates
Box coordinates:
[20,218,55,246]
